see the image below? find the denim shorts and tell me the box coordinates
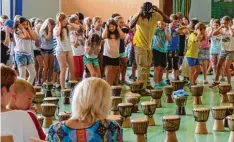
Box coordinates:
[83,56,99,67]
[53,56,60,72]
[186,57,200,67]
[219,50,234,60]
[15,53,34,67]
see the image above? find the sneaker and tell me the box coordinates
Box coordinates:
[204,80,209,84]
[160,81,167,87]
[154,84,162,89]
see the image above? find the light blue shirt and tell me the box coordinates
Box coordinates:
[152,28,167,53]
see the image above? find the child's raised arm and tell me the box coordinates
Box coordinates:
[117,26,126,39]
[102,25,108,39]
[213,25,223,36]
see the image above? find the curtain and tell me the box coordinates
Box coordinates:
[164,0,173,16]
[173,0,191,17]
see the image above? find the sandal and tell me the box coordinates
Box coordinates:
[209,81,220,88]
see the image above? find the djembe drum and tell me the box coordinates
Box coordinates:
[126,92,141,113]
[111,86,122,96]
[126,96,138,113]
[193,108,210,134]
[61,89,71,104]
[118,103,133,128]
[41,103,56,128]
[191,85,203,105]
[106,115,123,126]
[43,97,59,105]
[130,82,143,93]
[58,111,71,121]
[111,96,122,115]
[224,106,234,127]
[34,86,41,93]
[212,106,226,131]
[162,115,181,142]
[131,118,148,142]
[227,115,234,142]
[227,92,234,107]
[173,96,187,115]
[219,84,231,103]
[37,116,44,127]
[171,81,185,91]
[42,82,54,97]
[33,92,44,114]
[141,102,157,126]
[150,89,163,108]
[68,80,79,90]
[163,86,174,103]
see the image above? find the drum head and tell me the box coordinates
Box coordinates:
[164,85,173,89]
[106,115,122,121]
[219,83,231,87]
[212,106,227,110]
[163,115,180,120]
[59,111,71,116]
[36,92,44,96]
[111,86,122,89]
[68,80,78,83]
[118,103,133,107]
[44,97,58,101]
[227,92,234,95]
[111,96,122,99]
[131,118,148,123]
[41,103,56,107]
[191,85,203,88]
[150,89,163,92]
[193,107,209,111]
[141,101,157,106]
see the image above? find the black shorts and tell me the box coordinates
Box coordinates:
[153,49,166,68]
[34,50,41,57]
[41,48,53,54]
[166,50,179,70]
[103,56,120,66]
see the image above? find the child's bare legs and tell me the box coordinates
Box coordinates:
[214,59,225,82]
[86,63,101,77]
[189,65,201,85]
[36,55,43,85]
[201,60,208,83]
[57,53,67,89]
[48,54,54,82]
[154,66,160,84]
[120,57,128,83]
[98,54,104,77]
[173,69,179,80]
[132,62,137,81]
[224,59,233,84]
[106,66,115,86]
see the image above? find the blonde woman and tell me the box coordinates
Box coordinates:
[47,77,123,141]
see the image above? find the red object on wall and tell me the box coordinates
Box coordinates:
[164,0,173,16]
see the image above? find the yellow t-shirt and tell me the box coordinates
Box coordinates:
[186,33,200,58]
[133,12,163,50]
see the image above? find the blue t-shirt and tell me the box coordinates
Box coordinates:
[166,26,180,51]
[210,36,221,54]
[152,28,167,53]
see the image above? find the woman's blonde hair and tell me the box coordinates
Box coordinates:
[56,13,68,41]
[71,77,111,124]
[92,16,102,25]
[40,18,55,35]
[13,79,36,95]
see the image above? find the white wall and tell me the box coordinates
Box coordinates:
[2,0,11,17]
[189,0,211,23]
[23,0,59,20]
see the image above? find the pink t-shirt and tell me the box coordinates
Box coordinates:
[200,35,210,49]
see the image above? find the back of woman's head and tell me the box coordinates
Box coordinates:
[71,77,111,124]
[1,64,17,91]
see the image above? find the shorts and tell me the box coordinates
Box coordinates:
[120,52,127,58]
[83,56,99,67]
[53,56,60,72]
[186,57,200,67]
[166,50,179,70]
[153,49,166,68]
[219,50,234,60]
[41,48,53,54]
[34,50,41,57]
[74,56,84,78]
[198,48,210,60]
[103,56,120,66]
[15,53,34,67]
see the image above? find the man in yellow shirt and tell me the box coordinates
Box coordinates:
[129,2,169,95]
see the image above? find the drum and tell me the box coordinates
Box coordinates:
[126,96,138,113]
[37,116,44,127]
[193,108,210,134]
[118,103,133,128]
[106,115,123,126]
[111,96,122,115]
[219,84,231,103]
[58,111,71,121]
[141,102,157,126]
[162,115,180,142]
[34,86,41,93]
[224,106,234,127]
[41,103,57,128]
[61,89,71,104]
[111,86,122,96]
[130,82,143,93]
[68,80,79,89]
[173,96,187,115]
[150,89,163,108]
[125,92,141,103]
[42,82,54,97]
[212,106,226,131]
[33,92,44,114]
[43,97,59,105]
[191,85,203,105]
[163,86,174,103]
[131,118,148,142]
[227,92,234,107]
[171,80,185,91]
[228,115,234,142]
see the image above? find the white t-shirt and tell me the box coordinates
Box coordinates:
[53,27,72,52]
[88,28,103,37]
[220,28,234,51]
[39,30,53,50]
[103,38,120,58]
[70,32,85,56]
[1,110,39,142]
[14,30,33,54]
[84,41,101,58]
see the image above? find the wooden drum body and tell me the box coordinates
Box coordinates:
[111,86,122,96]
[163,86,174,103]
[193,108,210,134]
[227,92,234,107]
[58,112,71,121]
[41,103,57,128]
[224,106,234,127]
[219,84,231,103]
[33,92,44,114]
[191,85,203,105]
[111,96,122,115]
[118,103,133,128]
[162,115,180,142]
[130,82,143,93]
[61,89,71,104]
[171,81,185,91]
[228,115,234,142]
[212,106,226,131]
[131,118,148,142]
[43,82,53,97]
[68,80,78,89]
[34,86,41,93]
[141,102,157,126]
[126,97,138,113]
[174,96,187,115]
[150,89,163,108]
[106,115,123,126]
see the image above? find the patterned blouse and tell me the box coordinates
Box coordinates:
[47,120,123,142]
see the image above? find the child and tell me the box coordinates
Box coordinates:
[102,18,126,86]
[210,16,234,87]
[69,16,85,81]
[84,33,101,77]
[14,17,37,84]
[153,21,170,88]
[186,23,206,87]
